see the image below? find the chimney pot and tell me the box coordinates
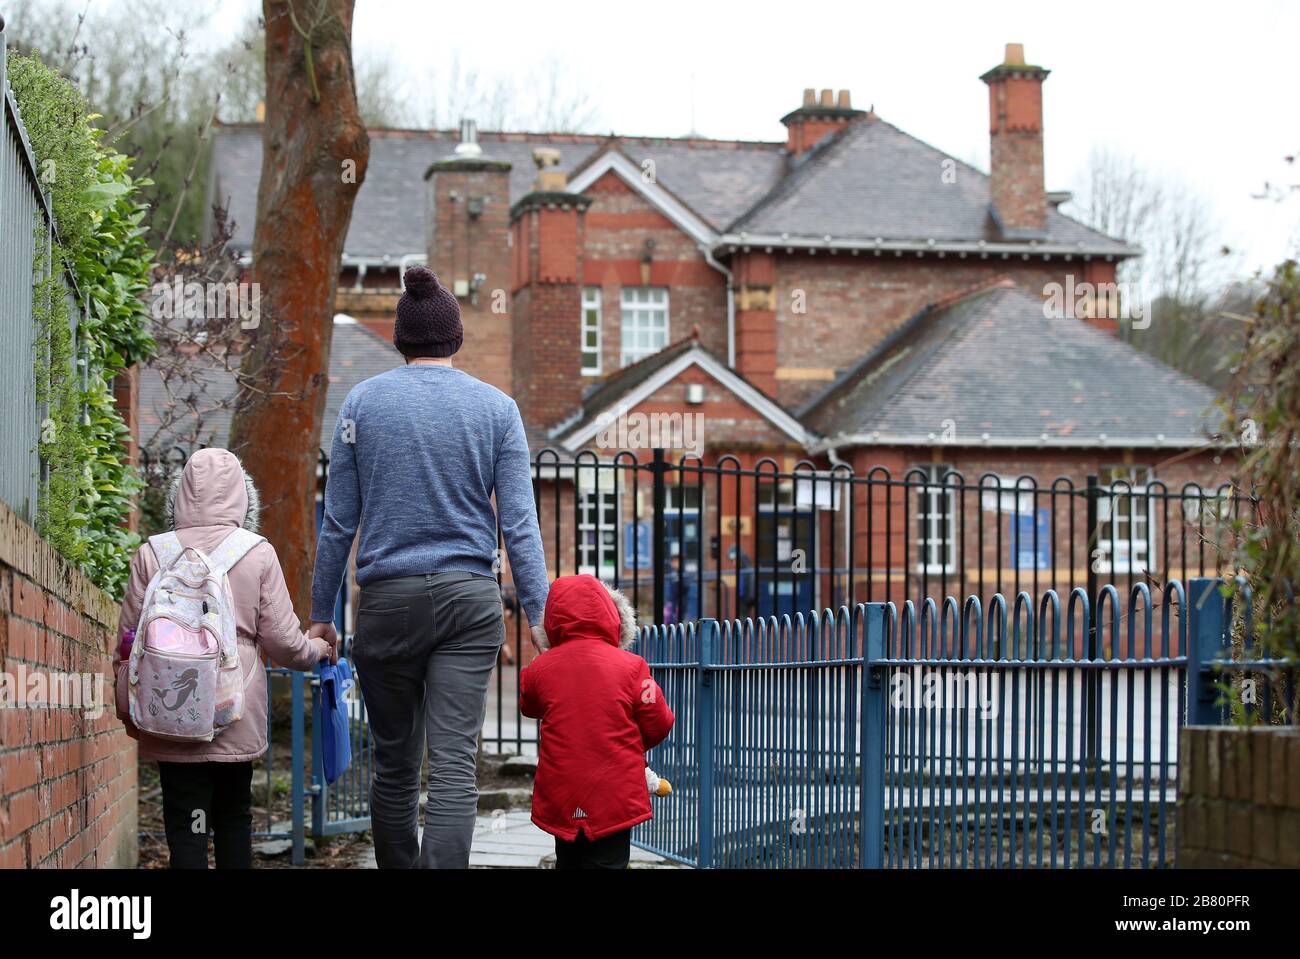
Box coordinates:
[531,148,567,190]
[453,118,482,158]
[784,87,867,157]
[532,147,561,170]
[1004,43,1026,66]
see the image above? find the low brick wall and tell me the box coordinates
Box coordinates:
[1178,726,1300,868]
[0,499,137,868]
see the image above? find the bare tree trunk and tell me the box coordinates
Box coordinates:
[229,0,370,610]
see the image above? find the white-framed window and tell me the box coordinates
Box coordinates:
[915,464,957,575]
[577,473,619,578]
[619,287,669,366]
[581,287,602,375]
[1096,466,1156,575]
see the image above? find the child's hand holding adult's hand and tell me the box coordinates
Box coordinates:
[309,620,340,663]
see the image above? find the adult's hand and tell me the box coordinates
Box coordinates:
[530,625,547,654]
[310,620,340,664]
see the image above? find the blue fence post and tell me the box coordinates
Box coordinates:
[291,669,306,865]
[1188,577,1226,726]
[697,619,718,869]
[861,603,887,868]
[310,664,326,838]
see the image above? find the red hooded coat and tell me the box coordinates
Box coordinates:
[520,575,675,841]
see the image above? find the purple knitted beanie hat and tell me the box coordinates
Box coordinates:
[394,267,463,358]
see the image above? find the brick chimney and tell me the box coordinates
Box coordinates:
[780,88,865,156]
[424,120,514,393]
[509,148,593,430]
[981,44,1050,237]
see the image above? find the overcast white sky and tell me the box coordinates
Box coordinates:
[202,0,1300,276]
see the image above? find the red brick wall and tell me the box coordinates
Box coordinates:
[0,499,137,869]
[840,445,1233,654]
[527,367,804,620]
[770,257,1118,408]
[511,201,588,429]
[582,172,728,367]
[537,208,580,283]
[518,283,583,428]
[426,164,513,394]
[785,115,854,155]
[112,366,141,533]
[734,251,778,396]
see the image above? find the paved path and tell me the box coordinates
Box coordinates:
[354,810,683,868]
[468,811,681,868]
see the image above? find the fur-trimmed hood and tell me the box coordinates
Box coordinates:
[536,574,637,651]
[164,448,262,532]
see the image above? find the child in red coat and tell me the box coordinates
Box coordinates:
[520,575,675,869]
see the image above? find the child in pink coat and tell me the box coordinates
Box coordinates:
[114,449,331,868]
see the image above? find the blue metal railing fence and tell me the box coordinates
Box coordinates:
[633,576,1294,869]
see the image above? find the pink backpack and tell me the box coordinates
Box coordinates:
[127,529,264,742]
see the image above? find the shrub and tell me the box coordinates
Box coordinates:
[7,50,156,598]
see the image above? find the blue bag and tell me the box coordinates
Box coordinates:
[317,658,354,785]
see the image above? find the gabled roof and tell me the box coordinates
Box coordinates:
[139,317,403,452]
[801,279,1218,450]
[550,333,810,452]
[724,118,1129,253]
[206,124,785,257]
[564,146,720,246]
[207,112,1129,260]
[581,138,786,230]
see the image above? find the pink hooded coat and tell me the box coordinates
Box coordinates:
[113,448,320,762]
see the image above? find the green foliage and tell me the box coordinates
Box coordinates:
[31,237,85,565]
[1217,259,1300,722]
[4,51,98,252]
[9,50,157,598]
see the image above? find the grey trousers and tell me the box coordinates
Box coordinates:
[352,571,504,868]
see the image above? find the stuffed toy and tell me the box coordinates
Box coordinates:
[646,766,672,797]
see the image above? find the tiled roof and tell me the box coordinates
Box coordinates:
[547,332,704,448]
[138,284,1217,458]
[207,125,786,256]
[207,114,1127,256]
[727,118,1128,249]
[138,318,404,453]
[801,280,1218,448]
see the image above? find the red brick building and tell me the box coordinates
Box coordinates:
[202,44,1228,624]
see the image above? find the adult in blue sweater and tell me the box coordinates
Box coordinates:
[310,267,549,869]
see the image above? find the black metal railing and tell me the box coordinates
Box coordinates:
[481,449,1254,752]
[141,443,1254,755]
